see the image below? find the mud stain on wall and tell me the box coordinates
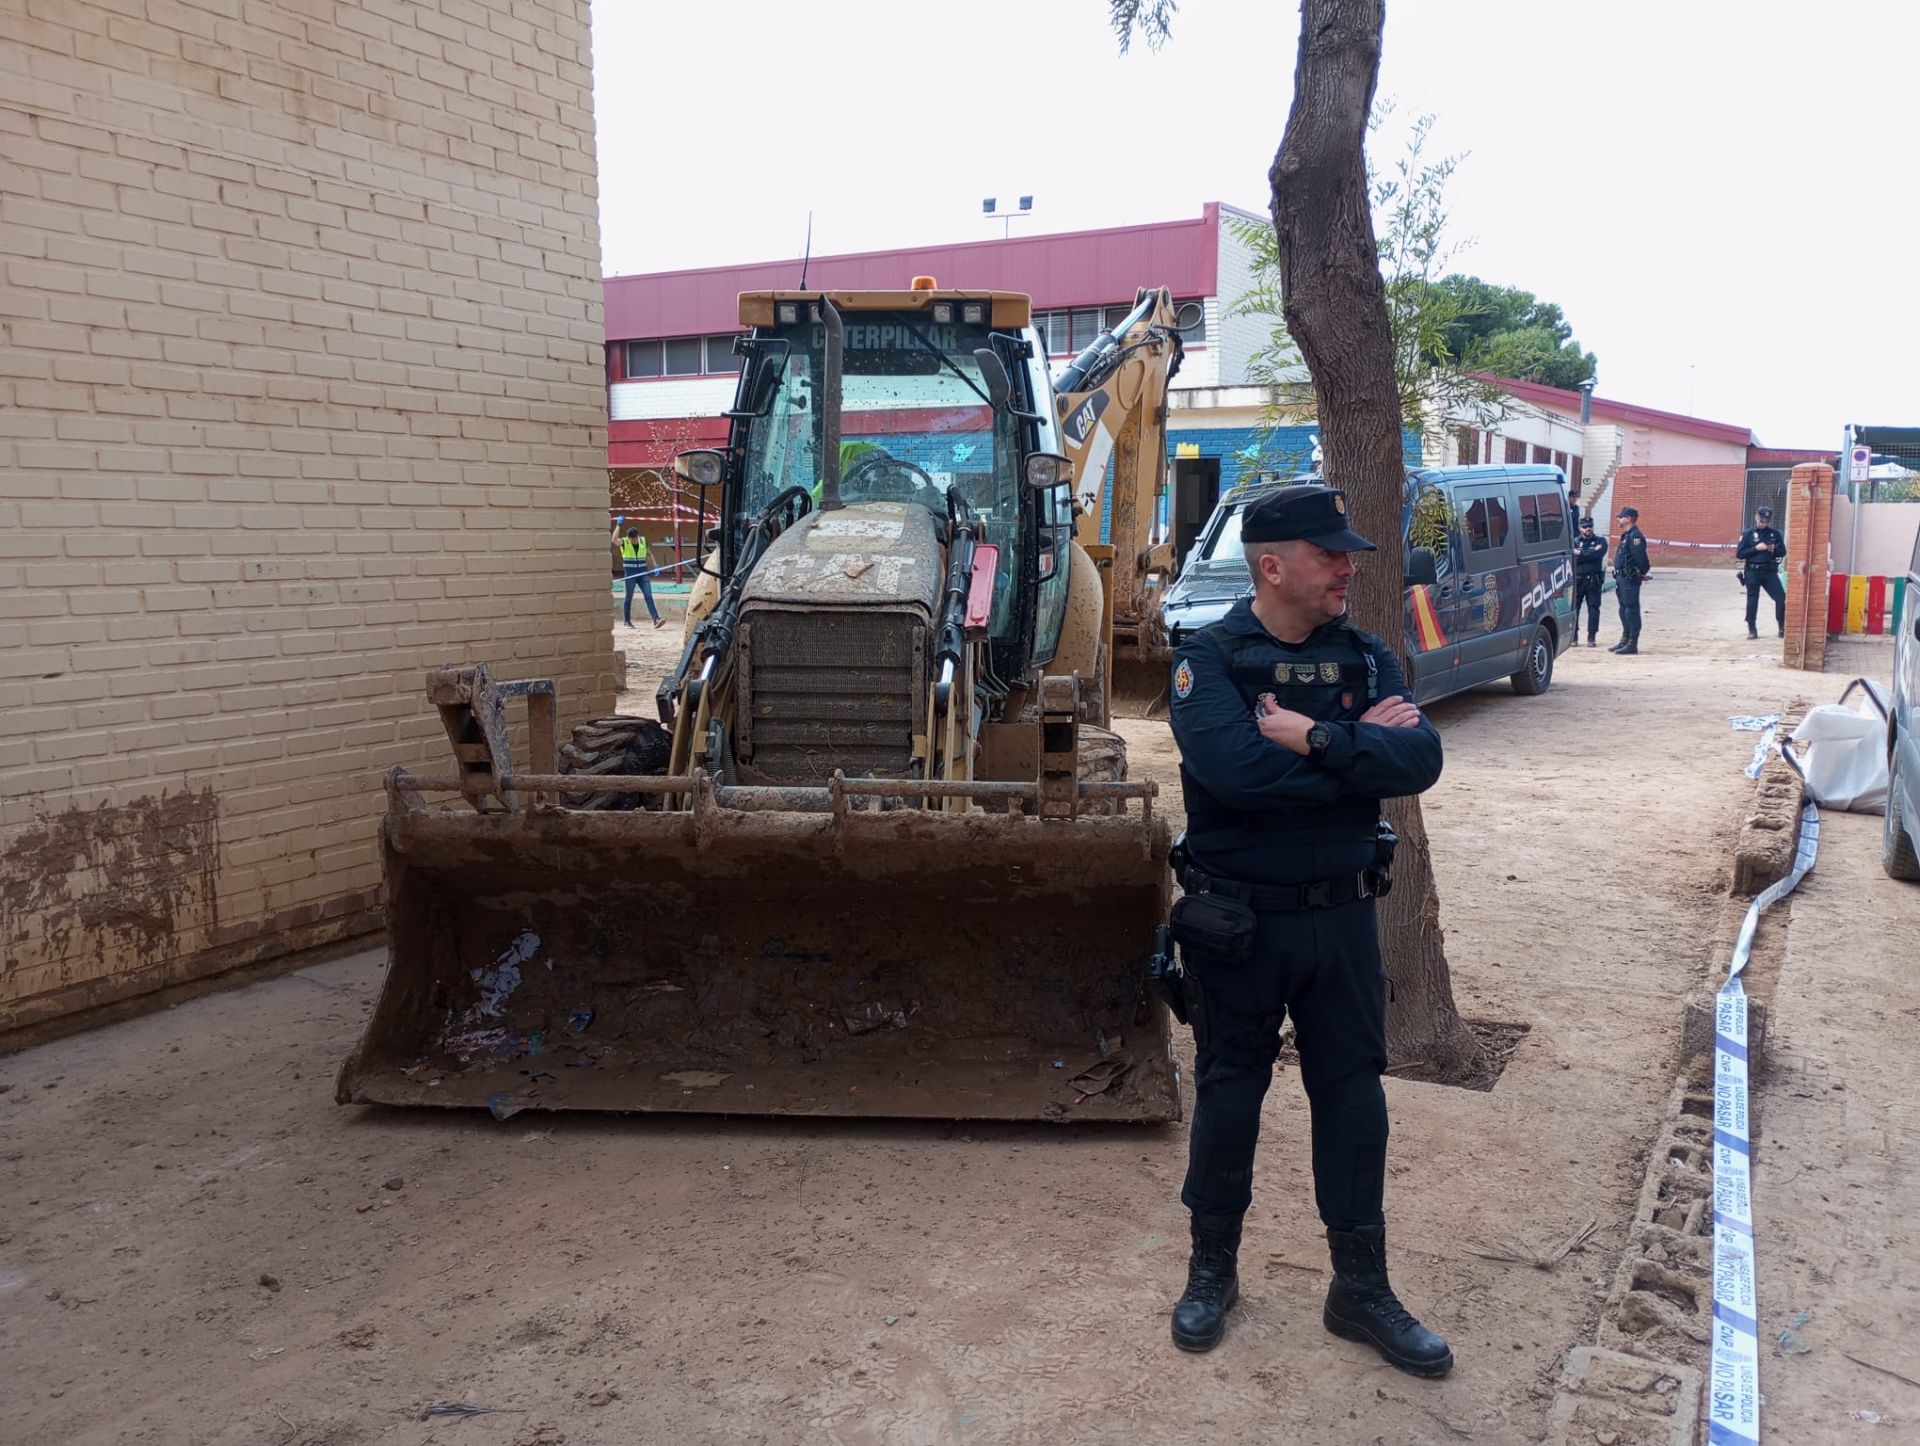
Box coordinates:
[0,789,220,1006]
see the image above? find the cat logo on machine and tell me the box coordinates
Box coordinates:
[1061,391,1109,448]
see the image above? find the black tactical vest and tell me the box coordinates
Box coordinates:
[1180,618,1386,849]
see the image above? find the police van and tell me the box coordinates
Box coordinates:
[1885,526,1920,881]
[1160,465,1578,704]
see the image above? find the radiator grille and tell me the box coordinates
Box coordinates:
[741,611,923,782]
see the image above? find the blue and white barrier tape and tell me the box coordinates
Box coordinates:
[1708,801,1819,1445]
[1730,715,1783,780]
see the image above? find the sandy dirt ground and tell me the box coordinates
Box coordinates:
[1749,794,1920,1438]
[2,570,1911,1445]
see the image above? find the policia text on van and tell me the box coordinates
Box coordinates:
[1160,465,1578,704]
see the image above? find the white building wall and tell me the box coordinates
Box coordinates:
[610,377,736,422]
[1212,204,1270,387]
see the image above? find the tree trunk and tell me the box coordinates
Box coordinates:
[1268,0,1484,1083]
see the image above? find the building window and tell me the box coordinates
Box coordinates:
[1069,308,1101,353]
[626,339,662,378]
[1552,450,1569,475]
[662,337,702,376]
[1504,437,1526,464]
[1173,299,1206,346]
[1571,455,1583,491]
[621,335,745,379]
[1455,427,1478,466]
[1531,444,1552,465]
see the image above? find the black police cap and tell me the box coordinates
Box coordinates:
[1756,506,1773,520]
[1241,484,1376,551]
[1578,515,1595,526]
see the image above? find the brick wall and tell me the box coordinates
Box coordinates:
[1781,463,1833,671]
[1609,464,1746,565]
[0,0,613,1037]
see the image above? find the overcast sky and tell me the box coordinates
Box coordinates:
[590,0,1918,448]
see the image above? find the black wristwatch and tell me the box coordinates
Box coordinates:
[1306,722,1332,761]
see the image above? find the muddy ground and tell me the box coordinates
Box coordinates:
[3,569,1912,1444]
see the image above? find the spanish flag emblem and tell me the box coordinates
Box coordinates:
[1408,585,1447,653]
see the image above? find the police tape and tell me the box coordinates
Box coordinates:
[1645,537,1739,551]
[1730,715,1783,780]
[1708,800,1819,1445]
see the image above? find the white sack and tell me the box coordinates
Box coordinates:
[1786,680,1890,813]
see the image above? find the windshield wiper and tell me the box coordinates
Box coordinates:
[897,316,994,410]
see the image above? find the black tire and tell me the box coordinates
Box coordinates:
[1884,749,1920,881]
[1510,625,1555,696]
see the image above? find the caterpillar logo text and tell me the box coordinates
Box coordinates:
[1063,392,1109,448]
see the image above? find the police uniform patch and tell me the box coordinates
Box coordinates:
[1173,658,1194,700]
[1319,661,1341,682]
[1293,663,1317,683]
[1333,495,1346,513]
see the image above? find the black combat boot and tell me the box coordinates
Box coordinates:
[1748,625,1759,639]
[1324,1225,1453,1377]
[1618,635,1639,654]
[1171,1218,1240,1352]
[1607,637,1629,652]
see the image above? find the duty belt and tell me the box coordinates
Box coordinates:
[1178,861,1377,910]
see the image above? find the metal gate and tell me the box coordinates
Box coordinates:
[1742,467,1791,524]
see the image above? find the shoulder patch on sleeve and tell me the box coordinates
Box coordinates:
[1172,658,1195,701]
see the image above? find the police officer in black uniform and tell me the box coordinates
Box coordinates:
[1610,506,1650,654]
[1161,484,1450,1378]
[1735,505,1786,639]
[1572,515,1608,645]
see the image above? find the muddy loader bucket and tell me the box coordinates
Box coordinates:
[337,776,1179,1123]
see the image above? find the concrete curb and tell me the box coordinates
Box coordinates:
[1545,713,1805,1445]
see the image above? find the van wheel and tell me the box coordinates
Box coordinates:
[1510,625,1555,696]
[1884,750,1920,881]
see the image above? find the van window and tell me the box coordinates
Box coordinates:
[1518,492,1566,546]
[1201,504,1247,563]
[1465,495,1510,553]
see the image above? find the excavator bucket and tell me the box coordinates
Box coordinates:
[335,673,1180,1123]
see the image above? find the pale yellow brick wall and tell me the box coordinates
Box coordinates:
[0,0,613,1035]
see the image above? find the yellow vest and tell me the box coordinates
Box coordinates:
[621,536,649,563]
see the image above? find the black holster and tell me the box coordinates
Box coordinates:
[1367,820,1398,899]
[1147,923,1212,1048]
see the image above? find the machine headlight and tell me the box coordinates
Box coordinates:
[1023,453,1074,490]
[673,449,726,488]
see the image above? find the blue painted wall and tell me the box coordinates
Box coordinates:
[1098,424,1424,540]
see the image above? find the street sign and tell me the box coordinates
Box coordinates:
[1849,444,1871,483]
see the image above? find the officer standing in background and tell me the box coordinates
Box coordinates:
[1610,506,1650,654]
[1572,515,1608,645]
[1736,505,1786,639]
[1161,484,1450,1378]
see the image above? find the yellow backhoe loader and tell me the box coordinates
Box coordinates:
[336,284,1193,1122]
[1054,288,1195,711]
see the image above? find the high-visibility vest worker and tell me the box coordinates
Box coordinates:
[621,533,649,567]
